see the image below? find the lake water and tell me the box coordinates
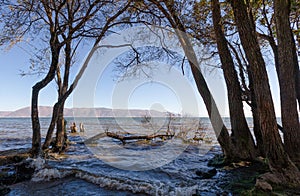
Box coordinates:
[0,117,223,151]
[0,117,256,195]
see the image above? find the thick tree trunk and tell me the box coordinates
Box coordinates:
[248,72,265,157]
[274,0,300,165]
[211,0,256,160]
[31,42,60,156]
[54,104,65,152]
[228,42,265,156]
[31,89,41,156]
[230,0,297,172]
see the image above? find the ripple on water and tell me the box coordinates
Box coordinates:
[2,117,228,195]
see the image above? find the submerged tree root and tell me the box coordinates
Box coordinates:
[0,148,31,166]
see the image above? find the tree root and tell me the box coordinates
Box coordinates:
[255,169,300,193]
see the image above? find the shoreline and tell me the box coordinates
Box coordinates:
[1,146,299,195]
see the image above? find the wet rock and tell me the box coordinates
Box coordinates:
[196,168,217,179]
[255,179,272,192]
[0,185,10,195]
[259,172,282,185]
[0,161,34,185]
[0,168,15,185]
[207,154,226,167]
[15,161,35,181]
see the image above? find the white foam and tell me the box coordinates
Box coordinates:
[174,184,198,195]
[73,170,198,195]
[31,168,72,182]
[28,157,46,170]
[75,171,155,194]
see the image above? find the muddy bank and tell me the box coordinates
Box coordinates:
[0,148,33,195]
[0,148,30,166]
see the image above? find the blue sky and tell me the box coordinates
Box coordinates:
[0,31,282,117]
[0,44,67,111]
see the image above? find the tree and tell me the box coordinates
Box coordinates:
[46,0,133,152]
[211,0,256,160]
[0,0,132,156]
[230,0,300,184]
[274,0,300,165]
[27,0,65,156]
[143,0,237,160]
[246,0,300,166]
[0,0,57,155]
[30,0,104,156]
[289,0,300,109]
[125,0,259,162]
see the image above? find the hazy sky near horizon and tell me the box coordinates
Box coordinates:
[0,28,282,117]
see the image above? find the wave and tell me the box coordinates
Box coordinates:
[30,165,200,195]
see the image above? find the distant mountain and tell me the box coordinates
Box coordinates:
[0,111,10,117]
[0,106,169,117]
[6,107,32,117]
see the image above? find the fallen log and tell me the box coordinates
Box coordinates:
[84,132,108,145]
[106,131,174,144]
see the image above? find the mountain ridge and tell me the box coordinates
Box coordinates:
[0,106,169,117]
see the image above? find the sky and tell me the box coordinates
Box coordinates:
[0,27,283,117]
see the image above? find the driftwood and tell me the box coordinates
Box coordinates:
[84,133,108,145]
[193,131,206,141]
[106,131,174,144]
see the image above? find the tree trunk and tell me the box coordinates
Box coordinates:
[54,104,65,152]
[42,103,60,149]
[228,41,265,157]
[31,89,41,157]
[150,1,235,160]
[274,0,300,165]
[292,27,300,110]
[54,41,71,152]
[230,0,297,172]
[40,0,132,154]
[43,42,100,151]
[248,71,265,157]
[31,41,61,156]
[43,65,63,150]
[296,69,300,110]
[211,0,256,160]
